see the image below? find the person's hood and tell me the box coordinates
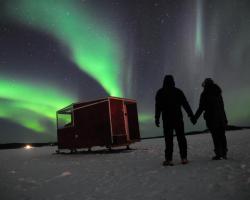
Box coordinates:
[202,78,221,95]
[205,83,222,95]
[163,75,175,89]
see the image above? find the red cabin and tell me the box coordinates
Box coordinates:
[56,97,140,152]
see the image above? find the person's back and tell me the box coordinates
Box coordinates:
[156,87,188,123]
[155,76,193,124]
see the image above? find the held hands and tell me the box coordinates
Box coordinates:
[190,115,197,125]
[155,119,160,127]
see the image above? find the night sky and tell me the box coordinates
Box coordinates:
[1,0,250,143]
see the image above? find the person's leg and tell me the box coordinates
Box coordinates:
[218,127,228,158]
[163,122,174,162]
[175,121,187,160]
[210,127,222,158]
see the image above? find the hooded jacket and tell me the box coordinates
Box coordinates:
[195,83,227,128]
[155,75,193,123]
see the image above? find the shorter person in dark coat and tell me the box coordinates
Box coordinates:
[155,75,194,166]
[193,78,228,160]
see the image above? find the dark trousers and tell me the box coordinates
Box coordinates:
[209,126,228,157]
[163,120,187,161]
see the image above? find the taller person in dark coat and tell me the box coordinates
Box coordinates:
[193,78,228,160]
[155,75,194,166]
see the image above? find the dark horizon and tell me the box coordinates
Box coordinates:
[1,125,249,149]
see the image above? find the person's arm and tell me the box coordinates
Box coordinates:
[155,91,162,127]
[194,93,205,121]
[180,91,193,118]
[180,91,197,124]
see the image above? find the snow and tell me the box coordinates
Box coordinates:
[0,130,250,200]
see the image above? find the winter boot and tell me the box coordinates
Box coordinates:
[163,160,174,166]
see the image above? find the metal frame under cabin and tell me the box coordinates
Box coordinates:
[56,97,140,152]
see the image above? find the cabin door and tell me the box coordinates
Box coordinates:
[123,101,130,141]
[125,103,140,140]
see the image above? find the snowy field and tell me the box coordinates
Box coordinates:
[0,130,250,200]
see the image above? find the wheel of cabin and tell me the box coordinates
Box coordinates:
[70,149,77,154]
[106,146,112,151]
[126,145,131,150]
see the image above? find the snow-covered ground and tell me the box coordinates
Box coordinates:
[0,130,250,200]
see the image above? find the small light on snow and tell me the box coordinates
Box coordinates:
[60,171,72,177]
[24,145,33,150]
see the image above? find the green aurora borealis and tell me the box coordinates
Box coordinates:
[6,0,123,97]
[195,0,204,58]
[0,77,75,132]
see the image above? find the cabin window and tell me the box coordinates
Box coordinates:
[57,113,72,129]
